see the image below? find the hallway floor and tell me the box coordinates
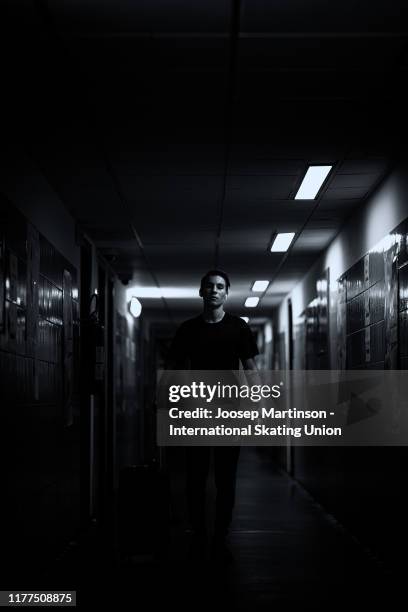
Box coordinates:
[44,447,401,609]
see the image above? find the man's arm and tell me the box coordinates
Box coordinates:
[242,357,262,391]
[241,357,258,371]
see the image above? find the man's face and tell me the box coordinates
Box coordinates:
[200,275,228,308]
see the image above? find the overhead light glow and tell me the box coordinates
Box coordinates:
[162,288,199,298]
[129,296,142,318]
[251,280,269,292]
[264,322,272,344]
[126,287,199,300]
[240,316,249,323]
[245,297,259,308]
[270,233,295,252]
[128,287,162,298]
[295,165,332,200]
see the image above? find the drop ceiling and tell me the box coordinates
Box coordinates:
[2,0,407,320]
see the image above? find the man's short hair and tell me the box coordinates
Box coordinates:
[200,269,231,293]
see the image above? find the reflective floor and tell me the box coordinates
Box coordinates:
[43,447,401,609]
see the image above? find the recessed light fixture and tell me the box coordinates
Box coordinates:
[129,296,142,318]
[240,316,249,323]
[130,287,162,298]
[270,232,295,252]
[126,287,199,300]
[295,165,332,200]
[245,297,259,308]
[251,280,269,292]
[162,288,199,298]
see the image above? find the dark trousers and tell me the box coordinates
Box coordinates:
[186,446,240,538]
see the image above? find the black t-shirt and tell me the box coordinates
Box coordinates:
[167,312,259,370]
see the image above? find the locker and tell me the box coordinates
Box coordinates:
[400,356,408,370]
[368,249,384,286]
[399,264,408,312]
[399,311,408,358]
[369,281,385,325]
[39,276,45,318]
[370,321,385,364]
[346,259,365,301]
[396,219,408,266]
[346,329,365,368]
[347,293,365,334]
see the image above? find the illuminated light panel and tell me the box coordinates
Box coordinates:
[245,297,259,308]
[295,165,332,199]
[270,233,295,252]
[240,316,249,323]
[251,280,269,292]
[126,287,199,300]
[162,288,199,298]
[264,322,272,344]
[129,296,142,318]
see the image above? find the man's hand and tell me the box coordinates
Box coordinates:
[242,357,262,387]
[241,358,258,371]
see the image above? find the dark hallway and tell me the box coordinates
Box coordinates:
[35,447,401,609]
[2,0,408,609]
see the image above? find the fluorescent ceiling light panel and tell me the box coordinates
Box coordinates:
[245,297,259,308]
[126,287,199,300]
[295,165,332,199]
[240,316,249,323]
[252,280,269,292]
[130,287,162,298]
[270,233,295,252]
[162,288,199,298]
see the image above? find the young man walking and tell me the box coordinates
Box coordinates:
[167,270,259,562]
